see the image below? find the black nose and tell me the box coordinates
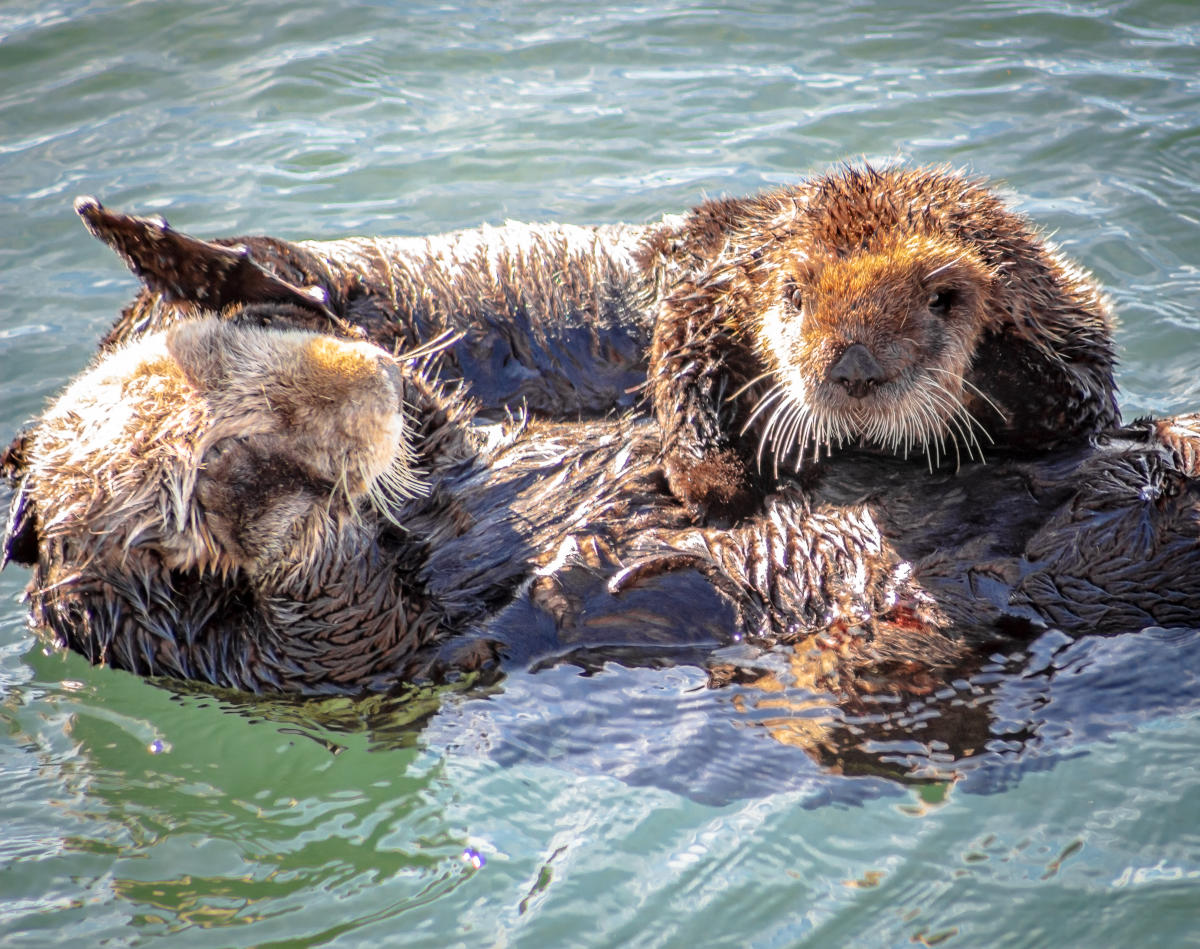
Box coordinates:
[829,343,886,399]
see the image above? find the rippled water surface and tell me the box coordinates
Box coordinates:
[3,2,1200,946]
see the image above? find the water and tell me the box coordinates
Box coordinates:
[2,1,1200,945]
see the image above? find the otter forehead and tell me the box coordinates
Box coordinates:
[303,335,393,388]
[796,165,1008,253]
[161,318,404,435]
[796,237,994,331]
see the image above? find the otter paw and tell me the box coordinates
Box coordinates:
[664,448,759,523]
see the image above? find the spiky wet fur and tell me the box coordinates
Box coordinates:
[5,174,1195,699]
[646,164,1119,516]
[4,309,1200,697]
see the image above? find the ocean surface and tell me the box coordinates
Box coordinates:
[2,2,1199,946]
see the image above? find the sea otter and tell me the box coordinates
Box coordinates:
[4,310,1197,696]
[75,165,1117,478]
[644,164,1119,517]
[73,196,660,419]
[1,307,697,692]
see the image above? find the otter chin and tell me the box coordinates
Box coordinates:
[647,164,1119,517]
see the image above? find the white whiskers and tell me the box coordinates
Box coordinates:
[741,366,995,475]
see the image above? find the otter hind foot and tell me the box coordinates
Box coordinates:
[74,196,337,323]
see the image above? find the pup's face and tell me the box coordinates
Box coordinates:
[743,230,997,472]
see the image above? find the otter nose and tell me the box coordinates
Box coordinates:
[829,343,886,399]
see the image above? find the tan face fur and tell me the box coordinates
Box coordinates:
[27,317,424,580]
[744,230,998,471]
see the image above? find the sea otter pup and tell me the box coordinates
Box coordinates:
[645,164,1119,517]
[4,311,1197,695]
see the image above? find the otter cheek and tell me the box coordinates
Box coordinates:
[756,302,808,395]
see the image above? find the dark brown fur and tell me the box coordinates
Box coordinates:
[75,197,657,419]
[645,165,1119,517]
[4,310,1198,697]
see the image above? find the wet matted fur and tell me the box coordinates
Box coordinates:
[643,164,1118,517]
[4,311,1197,696]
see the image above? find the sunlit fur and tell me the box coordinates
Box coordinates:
[72,175,1117,525]
[648,164,1119,515]
[747,239,1000,473]
[5,313,1200,698]
[26,318,426,581]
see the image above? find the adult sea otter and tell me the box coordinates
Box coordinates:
[3,310,1194,696]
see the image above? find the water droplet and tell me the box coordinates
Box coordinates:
[148,739,165,755]
[462,848,486,870]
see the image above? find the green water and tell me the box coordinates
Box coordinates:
[3,1,1200,945]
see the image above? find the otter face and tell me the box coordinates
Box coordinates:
[745,232,998,472]
[652,163,1117,517]
[26,316,426,581]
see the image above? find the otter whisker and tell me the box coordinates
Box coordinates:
[779,403,809,474]
[769,403,802,479]
[927,367,1006,429]
[757,396,795,474]
[912,385,962,469]
[922,378,991,461]
[765,404,793,478]
[922,255,967,283]
[397,328,465,366]
[922,383,991,469]
[727,368,782,403]
[740,383,788,436]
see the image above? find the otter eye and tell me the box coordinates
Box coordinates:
[785,283,804,313]
[928,288,958,316]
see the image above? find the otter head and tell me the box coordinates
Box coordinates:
[164,315,428,575]
[651,164,1118,518]
[21,314,426,582]
[747,230,997,472]
[4,311,458,690]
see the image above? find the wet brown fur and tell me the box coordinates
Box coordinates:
[76,197,656,420]
[1,177,1191,701]
[645,164,1119,517]
[5,310,1198,697]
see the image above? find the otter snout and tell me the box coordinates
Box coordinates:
[829,343,886,399]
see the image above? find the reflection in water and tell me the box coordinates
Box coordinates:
[717,623,1200,797]
[142,620,1199,807]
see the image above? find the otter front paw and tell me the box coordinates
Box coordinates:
[664,448,759,523]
